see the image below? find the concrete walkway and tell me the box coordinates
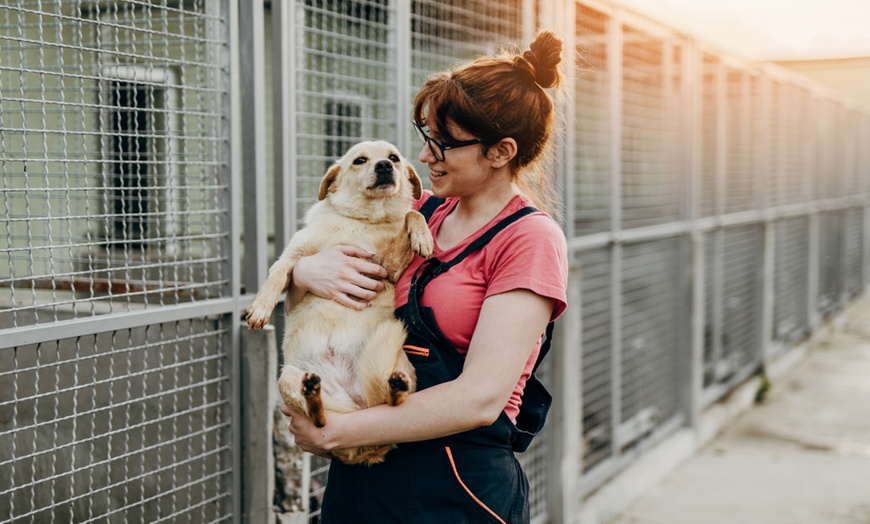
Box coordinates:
[614,294,870,524]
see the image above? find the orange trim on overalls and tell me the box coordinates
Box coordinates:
[402,344,430,357]
[444,446,506,524]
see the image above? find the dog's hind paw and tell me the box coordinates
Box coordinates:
[301,373,326,427]
[302,373,321,397]
[388,371,411,406]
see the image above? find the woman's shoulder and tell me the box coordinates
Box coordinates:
[503,195,566,242]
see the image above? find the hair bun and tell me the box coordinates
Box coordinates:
[523,31,563,89]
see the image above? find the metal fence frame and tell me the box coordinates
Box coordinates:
[2,0,869,523]
[1,0,244,522]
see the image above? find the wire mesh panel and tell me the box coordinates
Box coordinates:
[782,85,811,205]
[578,248,613,472]
[0,317,234,523]
[573,4,611,236]
[845,207,865,298]
[814,100,841,200]
[409,0,523,176]
[0,2,235,522]
[620,239,686,447]
[719,226,763,381]
[773,217,810,349]
[0,1,229,327]
[293,0,397,220]
[704,225,764,396]
[818,210,845,317]
[620,25,683,229]
[724,68,756,214]
[699,54,720,218]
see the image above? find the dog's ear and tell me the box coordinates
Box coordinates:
[406,164,423,200]
[318,164,341,201]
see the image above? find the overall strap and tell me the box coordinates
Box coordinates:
[418,196,445,221]
[413,206,539,291]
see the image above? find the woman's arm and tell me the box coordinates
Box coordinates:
[284,289,555,452]
[284,245,389,313]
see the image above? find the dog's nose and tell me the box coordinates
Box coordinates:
[374,160,393,174]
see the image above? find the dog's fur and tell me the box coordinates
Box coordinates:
[245,141,434,465]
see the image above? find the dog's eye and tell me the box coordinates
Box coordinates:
[388,154,399,162]
[353,156,367,165]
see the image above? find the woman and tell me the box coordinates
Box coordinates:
[282,31,569,523]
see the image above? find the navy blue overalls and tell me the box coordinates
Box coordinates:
[319,197,555,524]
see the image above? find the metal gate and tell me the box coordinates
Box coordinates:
[0,1,239,522]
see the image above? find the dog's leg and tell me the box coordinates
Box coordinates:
[405,210,434,259]
[277,365,307,413]
[355,319,416,408]
[246,257,297,330]
[379,210,435,283]
[246,234,321,330]
[302,373,327,427]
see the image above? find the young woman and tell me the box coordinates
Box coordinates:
[282,31,569,523]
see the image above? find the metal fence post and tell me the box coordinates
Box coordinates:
[549,261,584,524]
[241,324,279,523]
[683,38,705,429]
[273,0,299,254]
[239,0,269,294]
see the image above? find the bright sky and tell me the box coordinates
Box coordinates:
[615,0,870,60]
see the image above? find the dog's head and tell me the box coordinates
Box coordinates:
[318,141,422,214]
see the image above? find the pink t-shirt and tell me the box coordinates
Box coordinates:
[396,192,568,423]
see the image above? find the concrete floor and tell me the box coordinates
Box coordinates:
[614,294,870,524]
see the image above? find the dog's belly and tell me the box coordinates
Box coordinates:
[284,297,397,411]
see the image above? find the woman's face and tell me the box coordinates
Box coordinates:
[417,120,497,198]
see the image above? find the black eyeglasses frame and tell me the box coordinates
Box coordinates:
[412,121,484,162]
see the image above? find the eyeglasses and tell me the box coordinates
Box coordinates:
[412,121,483,162]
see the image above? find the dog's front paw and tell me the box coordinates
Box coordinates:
[410,229,434,259]
[245,300,272,331]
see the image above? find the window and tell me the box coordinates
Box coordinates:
[101,66,179,251]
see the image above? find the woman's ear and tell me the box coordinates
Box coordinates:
[318,164,341,200]
[487,138,518,169]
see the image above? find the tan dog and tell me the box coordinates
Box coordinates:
[246,141,434,465]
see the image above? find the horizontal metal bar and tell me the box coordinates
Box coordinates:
[568,196,870,254]
[0,296,256,348]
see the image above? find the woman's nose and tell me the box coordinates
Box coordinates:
[418,142,435,163]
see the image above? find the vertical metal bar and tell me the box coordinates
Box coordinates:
[220,0,242,521]
[522,0,535,44]
[683,38,704,428]
[560,0,577,238]
[607,8,623,459]
[536,0,572,239]
[711,60,725,372]
[548,260,583,524]
[239,0,268,294]
[394,0,411,152]
[272,0,298,254]
[760,219,776,367]
[864,118,870,292]
[807,96,821,329]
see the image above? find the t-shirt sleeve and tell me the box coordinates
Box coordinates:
[484,214,569,321]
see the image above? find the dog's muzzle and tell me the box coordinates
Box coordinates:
[374,160,396,187]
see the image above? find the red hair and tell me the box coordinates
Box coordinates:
[413,31,564,213]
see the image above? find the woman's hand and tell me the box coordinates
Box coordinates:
[280,403,336,458]
[287,245,388,311]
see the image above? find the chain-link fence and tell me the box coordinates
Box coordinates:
[2,0,869,523]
